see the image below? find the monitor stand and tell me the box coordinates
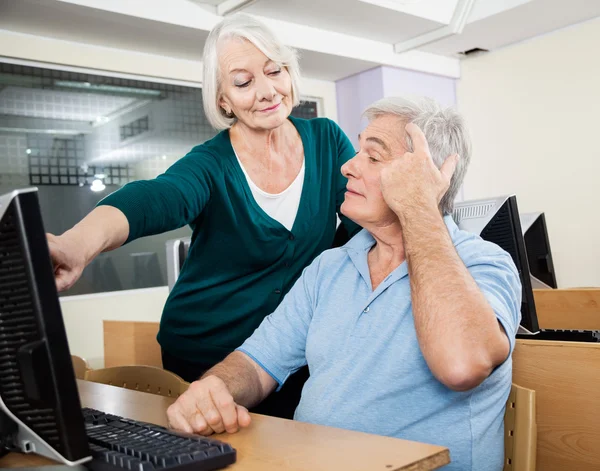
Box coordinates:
[0,407,17,457]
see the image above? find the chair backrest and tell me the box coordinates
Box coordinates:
[85,365,190,398]
[103,320,161,368]
[504,383,537,471]
[71,354,90,380]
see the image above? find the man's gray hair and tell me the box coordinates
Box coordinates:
[202,13,301,130]
[364,97,471,215]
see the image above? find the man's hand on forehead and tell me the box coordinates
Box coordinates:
[380,122,459,217]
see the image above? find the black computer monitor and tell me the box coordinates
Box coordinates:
[453,195,539,334]
[519,212,557,289]
[0,188,91,464]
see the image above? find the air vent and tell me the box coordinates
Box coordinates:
[119,116,149,141]
[0,203,62,452]
[458,47,489,57]
[453,202,494,223]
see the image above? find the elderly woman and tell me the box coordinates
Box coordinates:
[166,97,522,471]
[47,14,358,418]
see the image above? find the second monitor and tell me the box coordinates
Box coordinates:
[453,195,539,334]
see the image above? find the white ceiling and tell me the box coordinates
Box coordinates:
[422,0,600,56]
[0,0,599,81]
[244,0,440,44]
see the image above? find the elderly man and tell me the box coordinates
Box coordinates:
[166,97,521,471]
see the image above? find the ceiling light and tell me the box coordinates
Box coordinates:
[94,173,106,179]
[54,80,162,97]
[90,179,106,192]
[26,148,32,155]
[162,155,167,160]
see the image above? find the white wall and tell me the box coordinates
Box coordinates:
[60,287,168,368]
[457,17,600,288]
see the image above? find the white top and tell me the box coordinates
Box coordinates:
[233,148,305,231]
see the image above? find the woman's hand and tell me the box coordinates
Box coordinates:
[46,206,130,291]
[47,232,89,291]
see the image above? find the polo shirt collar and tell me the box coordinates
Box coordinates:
[341,215,459,293]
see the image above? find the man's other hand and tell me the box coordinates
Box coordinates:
[166,375,251,436]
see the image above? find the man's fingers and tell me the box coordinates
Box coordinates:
[191,413,215,436]
[405,122,430,155]
[236,405,252,428]
[167,407,193,434]
[440,154,459,183]
[196,391,226,434]
[210,386,239,433]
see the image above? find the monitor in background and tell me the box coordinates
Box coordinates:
[165,237,191,292]
[453,195,539,334]
[519,212,557,289]
[0,188,91,464]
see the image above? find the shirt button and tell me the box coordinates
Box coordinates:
[289,234,295,241]
[274,289,282,294]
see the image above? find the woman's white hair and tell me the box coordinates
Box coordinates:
[202,13,301,130]
[364,96,472,215]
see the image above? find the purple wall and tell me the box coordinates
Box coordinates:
[335,66,457,147]
[381,66,456,107]
[335,67,384,148]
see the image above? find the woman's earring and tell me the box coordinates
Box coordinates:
[224,107,234,118]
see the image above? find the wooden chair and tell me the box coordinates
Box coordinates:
[85,365,190,398]
[504,383,537,471]
[71,354,90,380]
[103,320,161,368]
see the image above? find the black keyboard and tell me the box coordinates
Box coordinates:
[82,408,236,471]
[518,329,600,342]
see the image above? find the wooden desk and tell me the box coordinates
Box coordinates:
[513,339,600,471]
[0,380,450,471]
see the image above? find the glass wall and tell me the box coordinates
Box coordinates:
[0,62,319,296]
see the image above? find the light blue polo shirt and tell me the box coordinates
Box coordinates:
[238,216,521,471]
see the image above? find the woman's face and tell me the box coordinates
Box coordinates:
[218,38,293,132]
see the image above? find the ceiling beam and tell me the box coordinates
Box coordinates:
[216,0,257,16]
[50,0,460,78]
[394,0,476,54]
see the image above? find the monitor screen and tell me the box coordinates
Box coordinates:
[520,212,557,289]
[0,188,91,464]
[453,195,539,334]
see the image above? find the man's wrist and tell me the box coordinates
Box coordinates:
[393,197,440,226]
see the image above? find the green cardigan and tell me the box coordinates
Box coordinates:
[98,116,358,364]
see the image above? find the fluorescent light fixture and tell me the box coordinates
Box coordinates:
[0,127,89,135]
[90,179,106,192]
[94,173,106,179]
[54,80,162,97]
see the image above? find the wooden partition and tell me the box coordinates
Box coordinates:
[513,339,600,471]
[103,320,161,368]
[533,288,600,330]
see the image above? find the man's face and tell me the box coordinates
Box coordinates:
[340,114,408,227]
